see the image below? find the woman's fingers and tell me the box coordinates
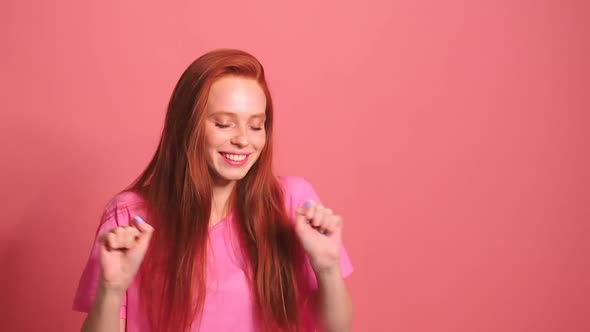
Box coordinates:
[132,216,154,249]
[100,225,141,250]
[296,201,341,235]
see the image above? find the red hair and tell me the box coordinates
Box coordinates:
[128,49,309,331]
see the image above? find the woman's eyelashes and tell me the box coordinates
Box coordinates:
[214,122,264,131]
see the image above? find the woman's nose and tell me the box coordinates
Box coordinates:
[230,132,248,147]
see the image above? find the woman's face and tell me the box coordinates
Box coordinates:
[204,76,267,185]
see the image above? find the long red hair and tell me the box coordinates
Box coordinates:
[128,49,309,331]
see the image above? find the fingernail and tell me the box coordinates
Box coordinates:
[135,216,145,224]
[303,200,314,208]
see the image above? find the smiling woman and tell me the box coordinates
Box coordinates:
[72,49,354,332]
[205,77,267,184]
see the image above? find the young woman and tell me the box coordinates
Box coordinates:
[73,49,353,332]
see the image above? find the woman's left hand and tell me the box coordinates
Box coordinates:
[294,201,343,276]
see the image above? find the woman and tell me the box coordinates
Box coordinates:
[73,49,353,332]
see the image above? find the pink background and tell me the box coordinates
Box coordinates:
[1,0,588,331]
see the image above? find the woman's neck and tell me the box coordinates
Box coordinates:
[210,179,236,226]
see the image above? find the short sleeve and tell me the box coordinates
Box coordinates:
[279,176,354,288]
[72,204,134,319]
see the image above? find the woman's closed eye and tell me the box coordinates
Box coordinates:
[214,121,264,131]
[249,120,265,131]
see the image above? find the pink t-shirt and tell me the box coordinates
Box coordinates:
[72,176,353,331]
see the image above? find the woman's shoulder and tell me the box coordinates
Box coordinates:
[100,190,148,225]
[277,175,314,194]
[276,176,321,213]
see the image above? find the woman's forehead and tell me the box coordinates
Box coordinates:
[207,76,266,116]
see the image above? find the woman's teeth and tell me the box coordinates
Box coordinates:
[222,153,247,161]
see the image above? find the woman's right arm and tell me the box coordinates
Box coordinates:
[81,287,126,332]
[80,216,153,332]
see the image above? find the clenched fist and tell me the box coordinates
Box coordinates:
[294,201,343,276]
[98,216,154,295]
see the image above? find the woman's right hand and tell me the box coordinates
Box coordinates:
[98,216,154,295]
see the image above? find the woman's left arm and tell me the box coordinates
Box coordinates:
[295,202,353,332]
[313,269,353,332]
